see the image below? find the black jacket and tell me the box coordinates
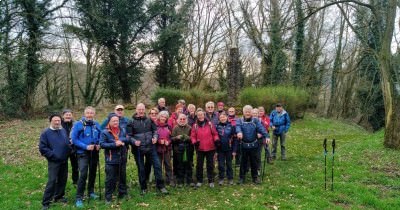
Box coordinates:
[127,114,158,153]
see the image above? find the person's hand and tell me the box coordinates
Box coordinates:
[265,138,271,145]
[116,140,124,147]
[237,133,243,139]
[176,135,182,140]
[135,141,141,147]
[152,138,157,144]
[87,145,94,151]
[165,141,170,146]
[232,152,236,157]
[257,133,262,138]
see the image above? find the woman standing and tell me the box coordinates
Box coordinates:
[156,111,173,186]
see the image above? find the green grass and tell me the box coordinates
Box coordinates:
[0,113,399,209]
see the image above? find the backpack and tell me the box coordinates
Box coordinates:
[237,117,259,149]
[77,120,100,141]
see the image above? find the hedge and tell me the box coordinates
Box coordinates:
[239,86,311,119]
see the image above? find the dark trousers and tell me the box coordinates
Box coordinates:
[217,151,233,180]
[239,148,259,180]
[42,161,68,206]
[133,146,165,190]
[158,150,173,183]
[144,158,152,182]
[196,150,215,183]
[272,132,286,158]
[175,146,194,184]
[104,161,127,201]
[76,151,99,200]
[70,151,79,184]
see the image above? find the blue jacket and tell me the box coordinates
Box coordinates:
[216,122,237,152]
[270,110,291,134]
[39,128,71,162]
[205,111,219,126]
[236,117,269,143]
[71,117,101,154]
[100,115,129,131]
[100,127,130,165]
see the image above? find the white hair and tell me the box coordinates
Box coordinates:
[158,98,165,103]
[84,106,96,114]
[242,105,253,112]
[205,101,215,108]
[158,110,170,119]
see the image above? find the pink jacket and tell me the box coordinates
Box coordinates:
[191,120,219,151]
[156,121,172,153]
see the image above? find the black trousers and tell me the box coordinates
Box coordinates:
[104,161,127,201]
[217,151,233,180]
[196,150,215,183]
[76,151,99,200]
[42,160,68,206]
[175,145,194,184]
[239,147,259,180]
[69,151,79,184]
[133,146,165,190]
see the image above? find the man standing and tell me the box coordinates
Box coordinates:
[39,114,71,210]
[71,106,101,208]
[205,101,219,126]
[236,105,270,184]
[270,103,291,160]
[61,109,79,185]
[128,103,168,195]
[157,98,169,113]
[100,105,130,132]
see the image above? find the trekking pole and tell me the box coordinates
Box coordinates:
[88,148,93,204]
[331,139,335,191]
[261,146,267,182]
[97,144,102,200]
[323,138,327,190]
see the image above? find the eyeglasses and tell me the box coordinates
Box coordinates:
[150,112,157,115]
[116,109,123,111]
[207,106,214,109]
[179,118,186,120]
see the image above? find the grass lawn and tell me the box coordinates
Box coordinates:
[0,113,399,209]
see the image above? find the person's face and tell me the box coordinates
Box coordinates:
[217,105,224,111]
[276,106,283,113]
[84,109,95,120]
[51,116,62,129]
[149,110,158,120]
[197,112,205,121]
[259,109,265,116]
[158,99,165,107]
[219,114,227,123]
[109,116,119,128]
[178,115,187,125]
[251,110,259,118]
[63,112,73,122]
[159,115,167,123]
[115,108,124,117]
[136,105,146,117]
[188,106,195,114]
[206,104,214,113]
[243,109,252,118]
[228,108,235,116]
[176,107,183,114]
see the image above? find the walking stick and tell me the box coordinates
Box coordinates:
[323,138,327,190]
[331,139,335,191]
[261,143,267,182]
[117,146,122,203]
[97,144,102,200]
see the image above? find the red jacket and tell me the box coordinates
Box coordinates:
[260,115,271,133]
[156,121,172,153]
[191,120,219,151]
[168,113,178,131]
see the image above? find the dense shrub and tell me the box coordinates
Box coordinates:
[239,86,311,119]
[151,88,227,109]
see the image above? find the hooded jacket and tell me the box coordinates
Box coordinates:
[71,117,101,154]
[269,110,291,135]
[100,126,129,165]
[156,121,172,153]
[191,119,219,151]
[216,121,237,152]
[127,114,158,153]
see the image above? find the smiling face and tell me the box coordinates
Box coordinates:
[158,98,166,108]
[115,108,124,117]
[136,103,146,117]
[219,114,227,123]
[197,111,205,121]
[109,116,120,128]
[50,116,62,129]
[177,114,187,125]
[63,112,73,122]
[84,108,95,120]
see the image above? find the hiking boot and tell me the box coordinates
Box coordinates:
[169,180,176,187]
[228,180,234,185]
[140,189,147,196]
[209,182,215,188]
[218,180,224,186]
[75,199,83,208]
[105,200,112,205]
[195,182,202,188]
[89,193,99,200]
[267,157,274,164]
[237,179,244,185]
[253,177,261,185]
[54,197,68,203]
[189,183,196,188]
[42,205,49,210]
[159,188,169,195]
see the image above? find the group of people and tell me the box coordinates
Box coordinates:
[38,98,291,209]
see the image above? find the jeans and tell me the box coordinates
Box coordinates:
[133,145,165,190]
[158,150,173,183]
[76,151,99,200]
[272,132,286,158]
[42,161,68,206]
[217,151,233,180]
[196,150,215,183]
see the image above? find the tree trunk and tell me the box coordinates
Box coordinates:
[226,47,241,106]
[378,0,399,149]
